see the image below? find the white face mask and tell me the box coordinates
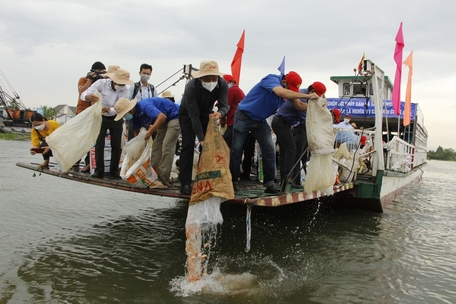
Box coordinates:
[202,81,217,92]
[34,124,45,131]
[115,85,126,92]
[344,118,350,124]
[140,74,150,82]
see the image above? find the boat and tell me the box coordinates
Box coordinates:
[16,59,427,213]
[0,70,34,134]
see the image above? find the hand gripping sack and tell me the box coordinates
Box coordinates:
[120,128,158,188]
[46,91,103,172]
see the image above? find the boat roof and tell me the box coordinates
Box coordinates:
[330,75,393,88]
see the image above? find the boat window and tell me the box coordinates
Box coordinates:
[353,83,367,96]
[343,83,350,95]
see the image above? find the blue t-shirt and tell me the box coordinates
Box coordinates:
[238,74,284,121]
[276,88,308,126]
[132,97,179,130]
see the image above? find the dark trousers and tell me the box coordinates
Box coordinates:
[223,125,234,148]
[95,116,123,174]
[292,125,308,184]
[271,116,296,184]
[42,150,52,161]
[242,133,255,177]
[224,125,255,177]
[178,114,208,187]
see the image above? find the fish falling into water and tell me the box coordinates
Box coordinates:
[184,117,234,282]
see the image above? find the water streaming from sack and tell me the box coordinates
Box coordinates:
[184,197,224,282]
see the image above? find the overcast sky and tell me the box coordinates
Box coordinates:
[1,0,455,150]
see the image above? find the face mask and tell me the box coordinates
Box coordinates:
[34,124,45,131]
[227,84,233,89]
[344,118,350,124]
[202,81,217,92]
[115,85,125,92]
[140,74,150,82]
[124,113,133,121]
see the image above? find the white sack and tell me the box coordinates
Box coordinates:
[47,91,103,172]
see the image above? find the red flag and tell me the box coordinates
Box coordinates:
[357,52,365,74]
[392,22,404,116]
[403,51,413,126]
[231,30,245,85]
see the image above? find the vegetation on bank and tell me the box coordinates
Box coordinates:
[427,146,456,161]
[0,133,30,141]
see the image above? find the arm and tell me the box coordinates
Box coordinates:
[272,86,318,100]
[183,84,204,141]
[80,80,100,103]
[216,80,229,118]
[78,76,94,95]
[288,98,308,111]
[144,113,167,140]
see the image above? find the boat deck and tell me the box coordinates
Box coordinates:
[16,162,354,207]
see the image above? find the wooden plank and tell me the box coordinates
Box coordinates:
[16,162,354,207]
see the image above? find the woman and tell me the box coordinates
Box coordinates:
[29,112,60,168]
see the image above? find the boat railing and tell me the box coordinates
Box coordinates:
[332,128,377,180]
[384,136,419,173]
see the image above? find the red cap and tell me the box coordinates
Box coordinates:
[331,108,341,123]
[312,81,326,96]
[223,74,235,83]
[285,71,302,92]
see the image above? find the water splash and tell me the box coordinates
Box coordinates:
[184,197,223,282]
[307,198,322,232]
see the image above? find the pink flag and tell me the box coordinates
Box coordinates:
[231,30,245,85]
[403,51,413,126]
[392,22,404,116]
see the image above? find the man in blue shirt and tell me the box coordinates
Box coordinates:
[230,72,318,193]
[114,96,180,187]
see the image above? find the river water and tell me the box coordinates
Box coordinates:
[1,139,455,303]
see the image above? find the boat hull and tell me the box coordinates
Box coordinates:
[335,164,425,212]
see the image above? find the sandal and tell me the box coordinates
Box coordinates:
[81,165,91,173]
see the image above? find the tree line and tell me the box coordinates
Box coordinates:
[427,146,456,161]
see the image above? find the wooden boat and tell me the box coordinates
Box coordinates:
[16,59,427,213]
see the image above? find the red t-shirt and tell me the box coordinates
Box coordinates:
[76,77,90,114]
[226,85,245,126]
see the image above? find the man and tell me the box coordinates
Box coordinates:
[129,63,157,140]
[130,63,157,100]
[221,74,245,147]
[334,114,358,148]
[178,60,228,195]
[229,71,318,193]
[80,68,133,179]
[272,82,326,190]
[114,95,180,187]
[76,61,106,172]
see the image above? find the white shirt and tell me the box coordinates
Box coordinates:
[80,79,130,117]
[130,82,158,101]
[334,121,354,129]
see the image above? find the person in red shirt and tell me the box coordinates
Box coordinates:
[221,74,245,147]
[76,61,106,172]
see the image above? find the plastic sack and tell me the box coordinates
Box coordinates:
[46,91,103,172]
[189,117,234,206]
[304,97,334,193]
[120,129,158,188]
